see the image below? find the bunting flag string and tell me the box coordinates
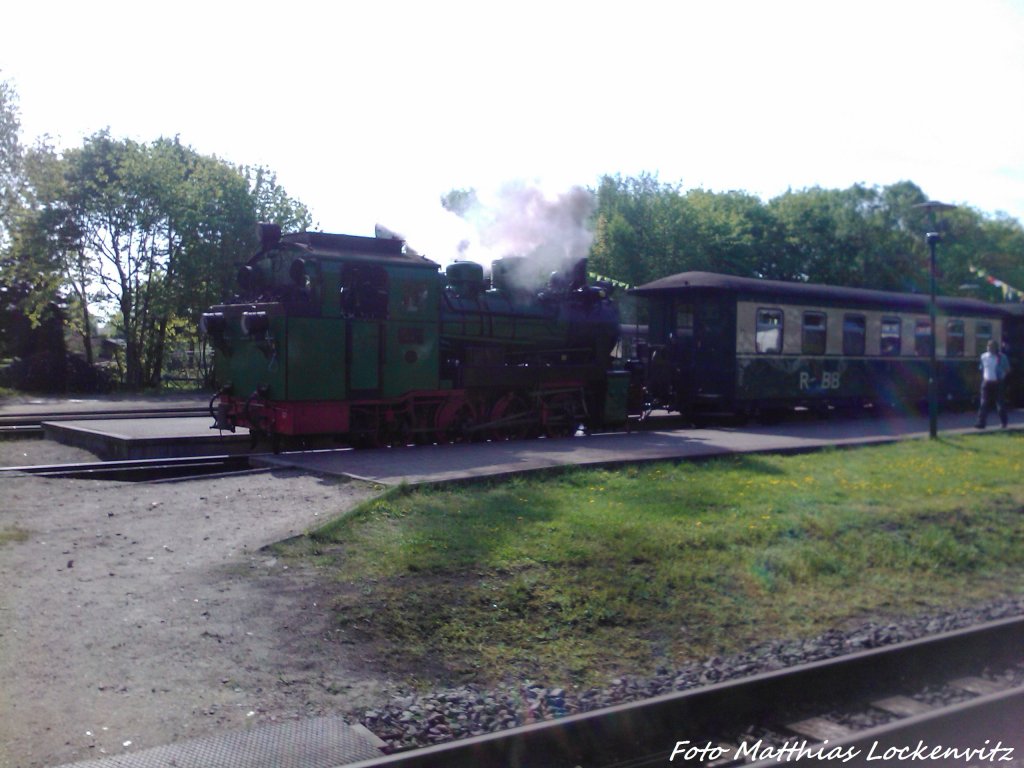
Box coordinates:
[969,265,1023,302]
[588,272,633,290]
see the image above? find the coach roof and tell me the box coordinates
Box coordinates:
[632,271,1005,316]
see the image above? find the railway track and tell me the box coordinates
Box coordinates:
[0,404,209,437]
[349,617,1024,767]
[0,454,253,481]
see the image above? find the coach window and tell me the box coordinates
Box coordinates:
[842,314,866,356]
[755,308,783,354]
[915,320,932,356]
[880,316,901,356]
[946,320,965,357]
[976,322,992,353]
[802,312,827,355]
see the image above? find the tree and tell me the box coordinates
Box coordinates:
[0,74,22,252]
[765,183,930,290]
[244,165,312,234]
[590,173,685,286]
[25,132,310,389]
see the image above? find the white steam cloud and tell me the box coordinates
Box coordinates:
[378,181,596,289]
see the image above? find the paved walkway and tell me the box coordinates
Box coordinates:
[254,409,1021,486]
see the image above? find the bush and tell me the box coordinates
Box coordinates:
[0,352,117,393]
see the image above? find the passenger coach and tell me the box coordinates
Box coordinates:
[632,272,1006,421]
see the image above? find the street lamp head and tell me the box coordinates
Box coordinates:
[913,201,958,232]
[913,200,957,214]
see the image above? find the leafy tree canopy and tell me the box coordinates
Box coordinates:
[590,173,1024,303]
[1,117,310,389]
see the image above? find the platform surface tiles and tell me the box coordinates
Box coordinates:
[255,409,1020,487]
[55,716,385,768]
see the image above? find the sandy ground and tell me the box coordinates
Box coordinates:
[0,440,387,768]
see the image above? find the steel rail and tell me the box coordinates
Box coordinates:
[0,454,252,481]
[746,686,1024,768]
[0,405,208,429]
[340,617,1024,768]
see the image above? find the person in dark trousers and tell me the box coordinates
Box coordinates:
[976,339,1010,429]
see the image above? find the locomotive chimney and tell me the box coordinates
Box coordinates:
[570,258,588,290]
[257,222,282,251]
[491,256,531,295]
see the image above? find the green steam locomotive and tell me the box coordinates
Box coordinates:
[201,224,628,447]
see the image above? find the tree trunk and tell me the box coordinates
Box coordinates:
[80,299,94,366]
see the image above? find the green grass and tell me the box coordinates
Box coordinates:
[276,433,1024,687]
[0,525,31,546]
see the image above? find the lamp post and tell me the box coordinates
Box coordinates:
[912,201,957,439]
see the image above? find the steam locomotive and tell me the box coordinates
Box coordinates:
[202,225,1021,447]
[201,224,627,447]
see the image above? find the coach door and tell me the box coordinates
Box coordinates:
[695,296,735,400]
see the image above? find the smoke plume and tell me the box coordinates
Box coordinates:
[379,181,596,291]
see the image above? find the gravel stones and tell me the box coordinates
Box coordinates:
[361,596,1024,752]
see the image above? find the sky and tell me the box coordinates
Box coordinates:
[3,0,1024,263]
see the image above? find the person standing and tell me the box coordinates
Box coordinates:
[976,339,1010,429]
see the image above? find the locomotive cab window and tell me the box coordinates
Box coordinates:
[802,312,827,355]
[756,309,783,354]
[339,263,389,320]
[946,320,965,357]
[915,320,932,356]
[675,304,694,336]
[842,314,866,356]
[880,316,901,356]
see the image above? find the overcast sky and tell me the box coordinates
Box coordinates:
[4,0,1024,257]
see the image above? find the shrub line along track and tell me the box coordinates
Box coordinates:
[341,617,1024,768]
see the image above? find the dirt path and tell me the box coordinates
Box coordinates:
[0,462,386,768]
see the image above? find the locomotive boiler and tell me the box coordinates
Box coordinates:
[201,224,628,447]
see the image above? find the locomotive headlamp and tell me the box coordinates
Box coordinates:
[241,310,270,336]
[199,312,226,337]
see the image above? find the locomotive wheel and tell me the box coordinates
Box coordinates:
[380,415,413,448]
[412,405,439,445]
[434,399,478,443]
[349,406,385,448]
[543,393,578,438]
[487,393,535,440]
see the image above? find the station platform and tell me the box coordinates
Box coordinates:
[56,716,385,768]
[253,409,1021,487]
[43,416,250,460]
[25,403,1020,476]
